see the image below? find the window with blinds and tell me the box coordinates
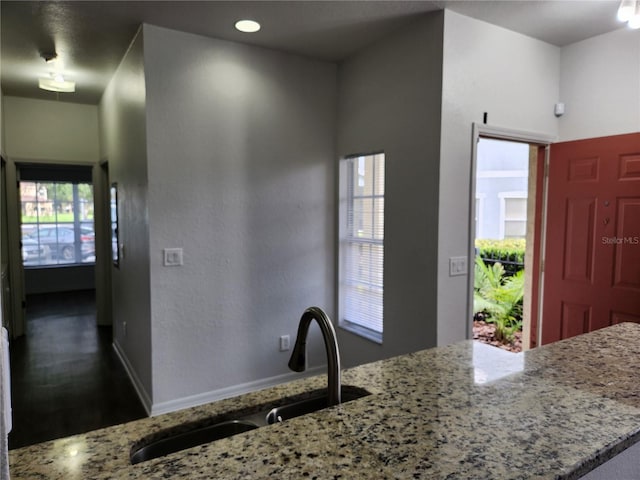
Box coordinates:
[339,153,384,343]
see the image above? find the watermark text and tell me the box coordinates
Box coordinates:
[601,236,640,245]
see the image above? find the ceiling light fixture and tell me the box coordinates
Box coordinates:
[38,50,75,93]
[617,0,640,28]
[39,74,76,93]
[235,19,261,33]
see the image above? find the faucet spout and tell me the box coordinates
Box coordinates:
[288,307,341,406]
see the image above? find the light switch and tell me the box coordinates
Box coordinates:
[449,256,468,276]
[163,248,184,267]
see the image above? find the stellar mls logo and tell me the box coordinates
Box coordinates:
[601,236,640,245]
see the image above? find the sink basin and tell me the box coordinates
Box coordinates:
[130,420,259,465]
[130,385,370,464]
[266,385,370,424]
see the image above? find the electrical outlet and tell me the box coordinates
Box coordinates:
[279,335,290,352]
[163,248,184,266]
[449,256,468,276]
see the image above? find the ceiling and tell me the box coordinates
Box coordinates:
[0,0,625,105]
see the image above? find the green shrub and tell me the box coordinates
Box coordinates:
[475,239,525,275]
[473,256,524,343]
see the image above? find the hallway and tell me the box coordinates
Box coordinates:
[8,290,146,449]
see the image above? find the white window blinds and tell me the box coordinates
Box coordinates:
[340,153,385,342]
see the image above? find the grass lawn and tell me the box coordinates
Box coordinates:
[22,213,93,223]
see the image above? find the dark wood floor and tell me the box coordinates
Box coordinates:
[8,290,147,449]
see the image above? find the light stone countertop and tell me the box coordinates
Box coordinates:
[9,322,640,479]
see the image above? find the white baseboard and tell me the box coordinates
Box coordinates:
[112,341,327,418]
[112,340,153,416]
[150,365,325,417]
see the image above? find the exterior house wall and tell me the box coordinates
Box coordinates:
[475,139,530,240]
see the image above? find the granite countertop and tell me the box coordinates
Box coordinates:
[9,322,640,479]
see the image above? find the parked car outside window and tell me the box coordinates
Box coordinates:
[25,225,95,264]
[21,238,49,265]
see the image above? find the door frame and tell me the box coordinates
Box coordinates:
[4,157,26,337]
[467,123,555,347]
[5,157,102,337]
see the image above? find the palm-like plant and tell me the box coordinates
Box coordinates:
[474,256,524,343]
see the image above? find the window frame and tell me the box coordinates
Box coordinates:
[498,191,528,239]
[338,152,385,344]
[19,180,95,268]
[474,193,486,239]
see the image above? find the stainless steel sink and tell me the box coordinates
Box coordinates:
[130,385,370,465]
[130,420,259,465]
[266,385,369,424]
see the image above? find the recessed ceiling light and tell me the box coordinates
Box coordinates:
[617,0,640,28]
[235,19,261,33]
[617,0,635,21]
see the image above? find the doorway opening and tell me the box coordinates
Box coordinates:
[473,138,529,352]
[468,125,553,353]
[6,162,144,448]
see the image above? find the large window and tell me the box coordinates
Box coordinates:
[339,153,384,343]
[20,180,95,267]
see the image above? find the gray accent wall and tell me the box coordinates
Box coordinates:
[336,13,444,367]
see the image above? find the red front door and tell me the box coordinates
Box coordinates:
[541,132,640,345]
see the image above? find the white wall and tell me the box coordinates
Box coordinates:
[438,10,560,346]
[99,29,153,409]
[142,25,337,409]
[337,13,444,367]
[559,28,640,142]
[3,96,99,162]
[2,97,100,300]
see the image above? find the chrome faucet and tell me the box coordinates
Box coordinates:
[288,306,341,406]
